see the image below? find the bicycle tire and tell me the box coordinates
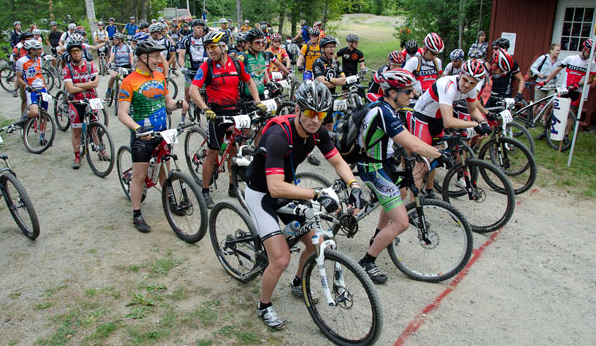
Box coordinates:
[545,109,576,152]
[167,78,178,99]
[506,121,535,154]
[53,90,71,131]
[1,172,40,240]
[22,110,56,154]
[387,199,473,282]
[295,171,332,188]
[162,170,208,244]
[441,159,515,233]
[183,125,209,185]
[478,137,537,195]
[106,83,115,107]
[0,66,15,92]
[290,79,300,101]
[433,143,476,196]
[97,108,109,127]
[85,122,115,177]
[116,145,147,202]
[302,248,383,346]
[209,200,262,282]
[0,58,10,66]
[277,101,297,116]
[41,67,54,92]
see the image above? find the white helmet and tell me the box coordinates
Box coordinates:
[219,18,228,24]
[24,40,42,50]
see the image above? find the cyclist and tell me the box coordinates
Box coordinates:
[106,18,118,39]
[177,19,208,117]
[235,32,248,54]
[485,38,525,108]
[31,29,43,44]
[401,39,423,67]
[403,33,444,98]
[105,33,133,99]
[313,35,346,132]
[444,48,464,76]
[93,21,110,64]
[10,21,22,48]
[238,29,280,100]
[408,60,491,196]
[244,80,366,329]
[337,34,365,78]
[138,22,149,33]
[296,28,321,81]
[62,38,101,169]
[59,23,77,48]
[122,16,138,38]
[293,19,310,44]
[15,40,48,135]
[266,33,290,73]
[47,21,62,59]
[313,21,325,38]
[219,18,233,45]
[117,39,189,233]
[240,19,251,32]
[188,31,267,207]
[356,69,448,283]
[12,32,34,100]
[149,23,175,78]
[367,50,405,102]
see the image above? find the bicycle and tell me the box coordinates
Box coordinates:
[18,90,57,154]
[54,90,109,131]
[330,70,370,133]
[0,61,54,93]
[0,151,40,240]
[97,46,109,76]
[209,197,383,346]
[69,98,115,177]
[116,123,209,244]
[105,66,130,113]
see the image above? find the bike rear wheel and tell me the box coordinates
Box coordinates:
[209,201,262,282]
[387,199,473,282]
[505,121,535,154]
[162,170,208,243]
[41,67,54,92]
[183,125,210,185]
[23,111,56,154]
[53,90,71,131]
[1,172,40,240]
[277,101,297,116]
[303,248,383,346]
[85,122,115,177]
[545,109,576,152]
[167,78,178,99]
[116,145,147,202]
[0,66,15,92]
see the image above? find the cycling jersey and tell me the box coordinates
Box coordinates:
[118,70,169,131]
[124,23,138,36]
[239,51,271,95]
[62,60,98,101]
[59,31,74,44]
[111,44,132,67]
[443,62,462,76]
[560,55,596,87]
[312,57,344,95]
[106,25,117,39]
[156,36,175,60]
[300,42,321,72]
[403,52,443,94]
[400,48,424,67]
[414,75,478,119]
[266,46,288,72]
[357,97,406,163]
[93,29,109,44]
[178,34,205,71]
[192,57,251,109]
[240,24,251,32]
[300,26,310,43]
[15,55,45,89]
[367,65,390,101]
[49,31,62,48]
[12,44,27,61]
[336,47,364,76]
[490,59,520,97]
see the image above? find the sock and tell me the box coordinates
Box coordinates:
[292,276,301,287]
[202,188,209,193]
[74,151,81,160]
[40,133,45,140]
[373,228,381,238]
[425,188,434,194]
[229,183,235,190]
[258,301,272,310]
[360,252,376,265]
[133,209,141,218]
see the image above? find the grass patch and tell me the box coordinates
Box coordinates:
[83,321,120,344]
[215,324,261,345]
[8,292,21,299]
[34,301,55,310]
[196,340,213,346]
[45,284,68,297]
[84,288,96,297]
[126,306,153,319]
[126,293,156,307]
[146,283,167,293]
[168,286,188,301]
[149,257,185,276]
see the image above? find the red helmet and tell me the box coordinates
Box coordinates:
[388,50,405,65]
[492,48,514,72]
[424,33,444,54]
[270,33,281,41]
[379,68,416,91]
[313,21,322,28]
[583,39,593,51]
[461,59,487,79]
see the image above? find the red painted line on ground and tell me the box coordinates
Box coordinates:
[392,228,504,346]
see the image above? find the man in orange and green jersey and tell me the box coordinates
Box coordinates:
[296,27,321,81]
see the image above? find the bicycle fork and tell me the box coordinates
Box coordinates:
[311,233,344,306]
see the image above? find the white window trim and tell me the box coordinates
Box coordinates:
[552,0,596,60]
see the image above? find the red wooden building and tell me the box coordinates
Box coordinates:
[489,0,596,127]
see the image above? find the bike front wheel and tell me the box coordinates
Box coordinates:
[162,170,208,244]
[85,122,115,177]
[0,66,15,92]
[277,101,297,116]
[302,248,383,346]
[183,125,209,185]
[387,199,473,282]
[505,121,535,154]
[53,90,71,131]
[23,110,56,154]
[1,172,40,240]
[41,67,54,92]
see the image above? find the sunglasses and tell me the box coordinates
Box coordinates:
[303,109,327,119]
[205,44,219,50]
[69,48,82,54]
[253,40,264,45]
[397,89,414,95]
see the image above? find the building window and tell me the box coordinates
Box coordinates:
[561,7,594,51]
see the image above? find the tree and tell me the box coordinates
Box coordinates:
[85,0,98,34]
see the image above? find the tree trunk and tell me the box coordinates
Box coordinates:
[458,0,464,48]
[236,0,242,27]
[140,0,147,22]
[85,0,98,34]
[290,7,297,38]
[278,7,286,35]
[322,0,329,29]
[49,0,54,21]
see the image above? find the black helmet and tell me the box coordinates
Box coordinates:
[492,38,510,49]
[113,32,125,40]
[20,32,34,41]
[319,35,337,48]
[139,22,149,29]
[245,28,264,42]
[135,38,165,56]
[405,39,418,55]
[346,34,359,42]
[66,39,84,52]
[236,32,247,43]
[295,80,333,112]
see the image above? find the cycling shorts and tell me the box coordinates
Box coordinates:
[407,111,444,146]
[184,72,195,88]
[245,186,305,241]
[26,88,49,110]
[303,70,314,81]
[130,134,168,163]
[357,162,403,211]
[454,105,471,138]
[68,103,98,128]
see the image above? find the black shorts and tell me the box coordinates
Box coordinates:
[130,134,167,162]
[207,109,239,150]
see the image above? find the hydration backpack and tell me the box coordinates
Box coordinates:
[335,101,386,164]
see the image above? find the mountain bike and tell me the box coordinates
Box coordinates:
[209,197,383,346]
[0,63,54,93]
[105,66,130,113]
[69,98,115,177]
[116,123,208,244]
[54,90,109,131]
[97,46,109,76]
[0,152,39,240]
[20,90,57,154]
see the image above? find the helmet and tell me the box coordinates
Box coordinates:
[109,18,115,22]
[468,49,483,59]
[148,23,161,33]
[157,22,167,31]
[32,29,41,35]
[299,20,306,26]
[313,21,322,28]
[68,23,76,30]
[76,26,85,31]
[151,19,157,23]
[245,28,264,42]
[74,29,86,36]
[66,38,83,52]
[129,16,135,20]
[308,27,320,37]
[236,33,247,43]
[158,17,164,22]
[405,39,418,55]
[270,33,282,41]
[203,31,228,46]
[49,21,57,26]
[319,35,337,48]
[219,18,228,24]
[139,22,149,29]
[388,50,405,65]
[14,21,21,26]
[113,32,125,40]
[20,32,34,40]
[346,34,359,42]
[582,39,593,51]
[492,38,510,49]
[492,48,514,72]
[191,19,206,27]
[70,33,85,43]
[295,80,333,112]
[379,68,416,91]
[135,38,165,56]
[132,32,150,42]
[244,19,250,24]
[424,33,444,53]
[24,40,43,50]
[97,21,104,26]
[461,59,486,79]
[450,48,464,61]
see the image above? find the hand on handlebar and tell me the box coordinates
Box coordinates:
[348,186,367,212]
[256,103,269,114]
[436,150,453,169]
[205,109,217,121]
[474,122,492,135]
[134,126,152,141]
[514,92,524,102]
[314,187,341,213]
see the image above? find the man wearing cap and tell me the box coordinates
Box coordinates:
[106,18,118,40]
[46,21,62,56]
[59,23,77,48]
[240,20,251,32]
[10,21,23,48]
[123,17,138,36]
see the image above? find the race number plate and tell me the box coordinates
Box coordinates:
[89,98,104,110]
[41,92,53,106]
[160,129,178,144]
[503,98,515,109]
[499,109,513,125]
[261,99,278,112]
[278,80,290,89]
[466,126,477,139]
[233,114,251,129]
[333,99,348,111]
[345,75,359,84]
[271,72,283,81]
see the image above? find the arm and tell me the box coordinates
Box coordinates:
[177,48,186,68]
[514,71,524,94]
[117,101,138,130]
[64,77,99,94]
[530,56,543,78]
[360,61,366,70]
[327,153,361,187]
[441,104,478,129]
[160,54,169,77]
[393,130,440,158]
[129,52,134,66]
[247,79,262,103]
[267,174,321,199]
[107,50,114,64]
[189,84,208,110]
[467,99,487,122]
[544,66,564,84]
[284,55,290,69]
[273,59,289,75]
[16,71,27,88]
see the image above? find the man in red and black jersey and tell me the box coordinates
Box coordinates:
[484,38,525,108]
[189,31,267,207]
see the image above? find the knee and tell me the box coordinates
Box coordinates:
[269,253,291,273]
[393,211,410,232]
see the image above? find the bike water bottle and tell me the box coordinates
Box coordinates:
[148,157,156,181]
[282,221,300,239]
[219,137,229,156]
